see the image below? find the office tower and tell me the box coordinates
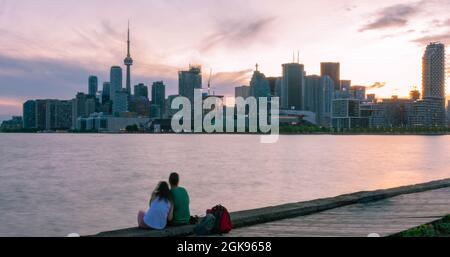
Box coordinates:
[321,62,340,90]
[281,62,305,110]
[129,96,151,117]
[124,23,133,96]
[304,75,335,126]
[102,82,111,103]
[88,76,98,96]
[110,66,123,103]
[235,86,251,99]
[23,100,36,129]
[422,42,445,99]
[250,64,270,99]
[179,65,202,104]
[351,86,366,101]
[151,81,166,118]
[340,80,351,92]
[134,83,149,99]
[113,89,129,116]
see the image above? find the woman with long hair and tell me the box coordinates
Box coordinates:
[137,181,174,230]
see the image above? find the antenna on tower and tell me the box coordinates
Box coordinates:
[208,69,212,96]
[297,51,300,63]
[292,51,295,63]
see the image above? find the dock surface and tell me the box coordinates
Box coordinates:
[226,187,450,237]
[92,178,450,237]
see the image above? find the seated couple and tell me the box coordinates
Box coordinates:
[137,172,190,230]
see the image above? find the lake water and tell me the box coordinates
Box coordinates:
[0,134,449,236]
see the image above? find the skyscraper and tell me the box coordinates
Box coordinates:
[422,42,445,99]
[281,62,305,110]
[134,83,149,99]
[179,65,202,104]
[321,62,340,90]
[110,66,123,108]
[304,75,334,126]
[113,89,129,116]
[151,81,166,118]
[88,76,98,96]
[124,22,133,96]
[102,82,111,103]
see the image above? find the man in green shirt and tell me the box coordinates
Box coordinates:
[169,172,190,226]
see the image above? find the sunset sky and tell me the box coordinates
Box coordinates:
[0,0,449,118]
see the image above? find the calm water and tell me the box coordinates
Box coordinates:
[0,134,449,236]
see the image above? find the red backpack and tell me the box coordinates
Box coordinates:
[207,205,233,234]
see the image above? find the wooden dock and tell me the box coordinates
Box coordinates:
[91,178,450,237]
[226,187,450,237]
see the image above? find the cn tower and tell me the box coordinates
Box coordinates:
[124,21,133,95]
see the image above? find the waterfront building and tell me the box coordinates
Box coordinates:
[0,116,23,130]
[134,83,149,99]
[75,113,150,132]
[23,100,36,129]
[179,65,202,104]
[36,99,50,130]
[407,98,447,127]
[321,62,340,91]
[281,62,305,110]
[45,100,73,130]
[350,86,366,101]
[151,81,166,118]
[331,98,368,129]
[88,76,98,97]
[235,86,251,99]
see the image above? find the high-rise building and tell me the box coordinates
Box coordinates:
[102,82,111,103]
[151,81,166,118]
[45,100,73,130]
[113,89,129,116]
[124,23,133,96]
[304,75,334,126]
[321,62,340,90]
[23,100,36,129]
[422,42,445,99]
[250,65,270,99]
[110,66,123,104]
[267,77,281,96]
[179,65,202,104]
[129,96,151,117]
[88,76,98,96]
[407,98,447,127]
[281,62,305,110]
[35,99,50,130]
[134,83,149,99]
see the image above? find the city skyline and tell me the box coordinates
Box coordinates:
[1,0,450,118]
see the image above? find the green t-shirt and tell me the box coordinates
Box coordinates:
[170,187,190,225]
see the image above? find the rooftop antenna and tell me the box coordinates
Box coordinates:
[297,51,300,63]
[208,69,212,96]
[292,51,295,63]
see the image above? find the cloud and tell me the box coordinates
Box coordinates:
[206,69,253,96]
[199,16,275,52]
[412,31,450,45]
[359,3,421,32]
[354,82,387,90]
